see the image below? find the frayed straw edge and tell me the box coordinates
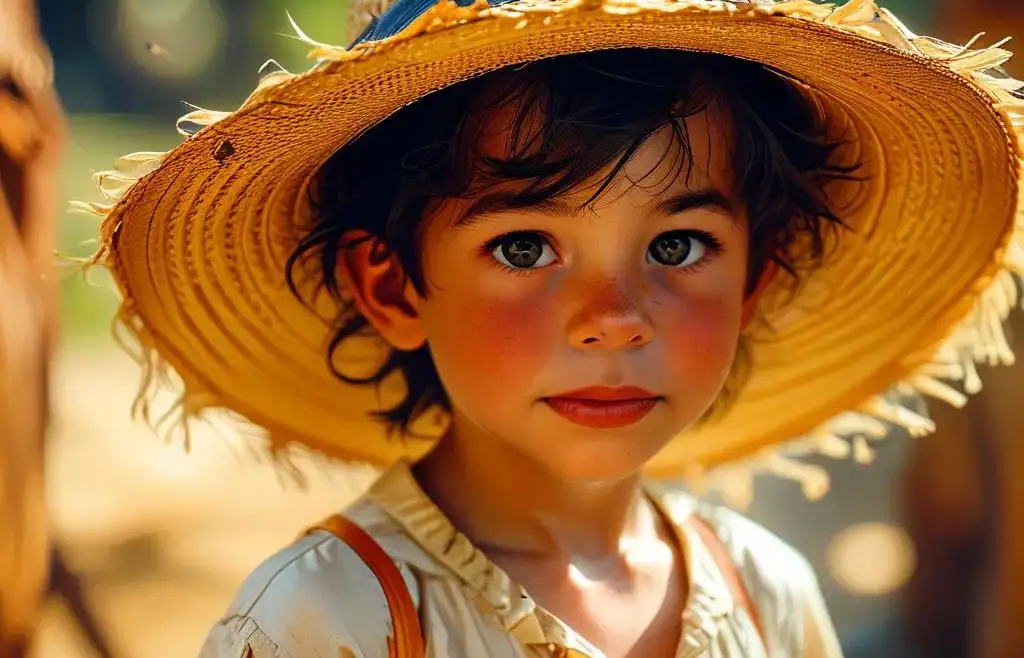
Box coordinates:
[109,297,314,486]
[74,151,315,487]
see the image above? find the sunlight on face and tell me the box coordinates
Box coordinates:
[411,100,749,481]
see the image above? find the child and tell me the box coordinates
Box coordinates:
[83,0,1023,656]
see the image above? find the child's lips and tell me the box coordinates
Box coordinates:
[543,386,661,429]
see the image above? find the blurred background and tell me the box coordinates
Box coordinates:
[33,0,1024,656]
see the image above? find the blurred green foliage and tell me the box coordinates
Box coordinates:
[878,0,935,29]
[250,1,350,73]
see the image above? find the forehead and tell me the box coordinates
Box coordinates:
[463,75,739,206]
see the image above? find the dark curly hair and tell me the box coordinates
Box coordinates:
[287,48,860,436]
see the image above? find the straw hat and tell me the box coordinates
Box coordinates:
[78,0,1024,500]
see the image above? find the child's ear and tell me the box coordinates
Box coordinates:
[336,231,427,351]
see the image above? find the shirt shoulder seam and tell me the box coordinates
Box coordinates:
[239,533,337,617]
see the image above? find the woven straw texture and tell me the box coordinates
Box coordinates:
[77,0,1024,500]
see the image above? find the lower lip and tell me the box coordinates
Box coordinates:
[543,397,659,429]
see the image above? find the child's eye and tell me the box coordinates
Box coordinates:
[490,232,557,270]
[646,230,719,268]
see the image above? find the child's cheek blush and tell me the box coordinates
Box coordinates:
[659,295,740,388]
[428,292,556,405]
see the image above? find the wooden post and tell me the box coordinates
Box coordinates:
[0,0,62,654]
[918,5,1024,656]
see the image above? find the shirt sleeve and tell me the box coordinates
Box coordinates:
[796,564,845,658]
[194,533,401,658]
[695,501,845,658]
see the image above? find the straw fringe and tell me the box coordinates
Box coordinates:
[77,0,1024,499]
[77,150,303,480]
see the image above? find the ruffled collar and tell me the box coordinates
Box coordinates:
[365,461,738,657]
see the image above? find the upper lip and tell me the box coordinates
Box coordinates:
[546,386,659,401]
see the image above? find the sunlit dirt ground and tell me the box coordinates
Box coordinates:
[33,347,379,658]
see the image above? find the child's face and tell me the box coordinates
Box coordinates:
[351,98,750,481]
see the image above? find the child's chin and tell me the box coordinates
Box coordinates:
[538,433,675,483]
[547,459,652,483]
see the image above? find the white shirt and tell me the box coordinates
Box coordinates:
[198,462,843,658]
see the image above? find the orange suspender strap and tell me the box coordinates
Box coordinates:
[308,515,426,658]
[687,513,767,647]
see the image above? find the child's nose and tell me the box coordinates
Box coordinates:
[566,280,655,350]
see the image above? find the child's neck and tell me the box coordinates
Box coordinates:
[412,421,659,561]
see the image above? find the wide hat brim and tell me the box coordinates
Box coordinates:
[82,0,1024,498]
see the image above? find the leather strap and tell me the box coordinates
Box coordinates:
[687,513,767,646]
[308,515,426,658]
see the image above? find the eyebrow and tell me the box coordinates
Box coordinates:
[653,189,735,218]
[455,193,577,227]
[454,188,736,227]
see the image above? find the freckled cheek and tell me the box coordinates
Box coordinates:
[656,294,741,384]
[427,291,557,402]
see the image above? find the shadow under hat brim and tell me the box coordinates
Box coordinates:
[92,0,1022,490]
